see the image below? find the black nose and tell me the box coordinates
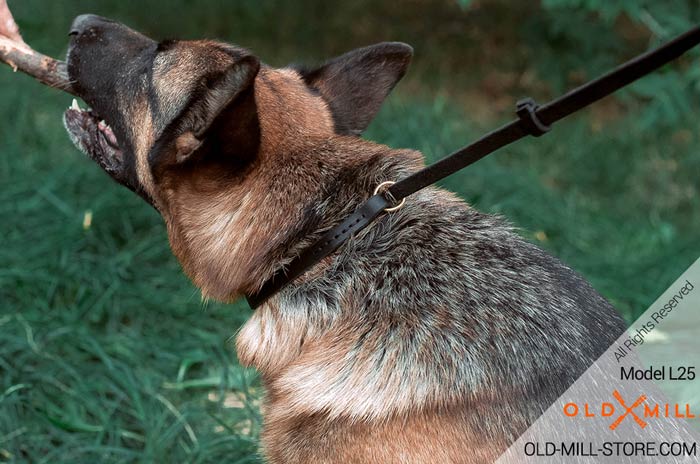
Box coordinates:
[69,14,112,36]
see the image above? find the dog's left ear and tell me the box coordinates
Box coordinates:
[165,53,261,165]
[298,42,413,136]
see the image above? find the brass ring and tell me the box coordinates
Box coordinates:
[373,181,406,212]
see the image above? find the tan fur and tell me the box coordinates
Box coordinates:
[158,66,335,300]
[255,67,335,152]
[236,279,514,463]
[153,40,239,126]
[236,298,331,376]
[127,95,158,205]
[262,403,506,464]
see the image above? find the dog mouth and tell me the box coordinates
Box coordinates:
[63,99,123,171]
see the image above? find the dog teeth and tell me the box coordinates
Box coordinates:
[71,98,80,111]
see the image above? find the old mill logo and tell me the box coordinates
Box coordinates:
[563,390,695,430]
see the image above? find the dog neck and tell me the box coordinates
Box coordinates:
[161,66,337,300]
[236,183,494,425]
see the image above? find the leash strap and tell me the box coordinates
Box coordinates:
[246,25,700,309]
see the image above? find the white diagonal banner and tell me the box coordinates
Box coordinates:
[497,258,700,463]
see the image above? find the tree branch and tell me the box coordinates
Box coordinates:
[0,0,76,96]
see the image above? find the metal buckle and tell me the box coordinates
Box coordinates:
[373,181,406,212]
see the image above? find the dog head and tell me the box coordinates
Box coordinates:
[63,14,413,300]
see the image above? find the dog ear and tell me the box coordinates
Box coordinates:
[168,54,261,164]
[298,42,413,136]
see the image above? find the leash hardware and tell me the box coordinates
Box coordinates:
[374,181,406,212]
[245,25,700,309]
[516,97,550,137]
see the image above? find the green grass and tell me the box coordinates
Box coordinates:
[0,86,262,462]
[1,1,699,463]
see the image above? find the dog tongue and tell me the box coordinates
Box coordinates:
[69,98,119,148]
[98,120,119,147]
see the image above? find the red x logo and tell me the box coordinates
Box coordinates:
[609,390,647,430]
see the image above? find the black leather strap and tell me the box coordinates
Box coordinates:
[246,194,391,309]
[386,25,700,202]
[246,25,700,309]
[516,98,550,136]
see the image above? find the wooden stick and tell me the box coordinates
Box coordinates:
[0,0,76,95]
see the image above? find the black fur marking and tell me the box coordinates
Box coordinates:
[296,42,413,136]
[148,59,261,173]
[156,39,178,52]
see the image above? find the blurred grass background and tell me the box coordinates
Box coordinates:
[1,0,699,462]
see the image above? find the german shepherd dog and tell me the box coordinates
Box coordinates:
[62,14,626,463]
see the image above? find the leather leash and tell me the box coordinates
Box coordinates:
[247,25,700,309]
